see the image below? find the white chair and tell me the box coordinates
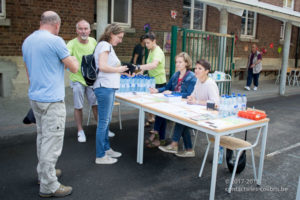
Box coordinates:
[199,128,262,193]
[288,69,300,86]
[87,101,122,130]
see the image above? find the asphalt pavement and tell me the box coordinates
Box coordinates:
[0,93,300,200]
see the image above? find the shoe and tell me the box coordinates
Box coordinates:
[106,148,122,158]
[39,184,72,197]
[78,130,86,142]
[244,86,250,91]
[95,155,118,164]
[108,130,115,137]
[38,169,62,185]
[175,150,195,157]
[253,86,257,91]
[158,144,178,154]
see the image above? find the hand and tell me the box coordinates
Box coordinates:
[163,90,172,95]
[187,96,196,104]
[250,64,255,68]
[149,88,158,94]
[118,65,128,73]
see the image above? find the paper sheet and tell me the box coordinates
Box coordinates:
[197,116,253,130]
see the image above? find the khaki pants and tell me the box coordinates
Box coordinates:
[30,100,66,193]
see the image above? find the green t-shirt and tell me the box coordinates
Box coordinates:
[67,37,97,86]
[147,45,166,84]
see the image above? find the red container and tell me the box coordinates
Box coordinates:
[238,110,267,120]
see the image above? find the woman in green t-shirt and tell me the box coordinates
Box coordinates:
[136,32,167,145]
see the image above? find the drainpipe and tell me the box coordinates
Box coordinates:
[279,22,292,96]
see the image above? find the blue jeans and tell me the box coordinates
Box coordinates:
[94,87,116,158]
[246,68,260,87]
[153,116,166,140]
[172,123,192,150]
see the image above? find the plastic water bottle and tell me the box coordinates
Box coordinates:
[242,94,247,111]
[232,95,238,116]
[119,77,124,93]
[125,77,130,92]
[145,76,151,93]
[223,96,229,117]
[236,94,242,111]
[227,96,232,116]
[218,95,225,118]
[218,146,224,164]
[150,77,156,89]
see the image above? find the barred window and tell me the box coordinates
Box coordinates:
[183,0,206,30]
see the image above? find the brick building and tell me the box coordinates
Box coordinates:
[0,0,299,97]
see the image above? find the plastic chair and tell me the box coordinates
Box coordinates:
[199,128,262,193]
[87,101,122,130]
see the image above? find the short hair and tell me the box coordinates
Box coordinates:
[99,23,125,42]
[140,35,145,42]
[143,32,156,41]
[196,59,211,72]
[76,19,90,30]
[175,52,192,71]
[40,11,61,25]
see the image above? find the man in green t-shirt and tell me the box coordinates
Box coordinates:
[67,20,98,143]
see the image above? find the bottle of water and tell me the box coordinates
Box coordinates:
[125,77,130,92]
[223,96,229,117]
[218,95,225,118]
[119,76,124,93]
[227,96,232,116]
[150,77,156,89]
[145,76,151,93]
[237,94,242,111]
[242,94,247,111]
[218,146,224,164]
[232,95,238,116]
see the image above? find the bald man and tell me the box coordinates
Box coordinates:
[22,11,78,197]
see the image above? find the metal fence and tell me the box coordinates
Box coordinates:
[170,26,235,95]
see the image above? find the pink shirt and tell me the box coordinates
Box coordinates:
[191,78,220,106]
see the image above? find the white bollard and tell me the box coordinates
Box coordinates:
[296,176,300,200]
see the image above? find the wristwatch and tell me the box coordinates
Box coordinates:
[137,65,141,70]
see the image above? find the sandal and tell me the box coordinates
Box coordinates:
[146,139,160,148]
[145,132,159,145]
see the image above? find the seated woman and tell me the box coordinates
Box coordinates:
[159,59,220,157]
[146,52,197,148]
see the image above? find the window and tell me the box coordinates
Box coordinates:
[183,0,206,30]
[241,10,257,39]
[0,0,5,19]
[283,0,294,9]
[108,0,131,27]
[280,22,286,40]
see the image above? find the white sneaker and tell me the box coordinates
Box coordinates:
[106,148,122,158]
[175,150,195,157]
[253,86,257,91]
[244,86,250,91]
[95,155,117,164]
[108,130,115,137]
[78,130,86,142]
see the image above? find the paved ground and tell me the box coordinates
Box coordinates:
[0,83,300,199]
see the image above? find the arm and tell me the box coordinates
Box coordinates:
[133,53,139,65]
[24,63,30,85]
[139,60,159,71]
[98,51,128,73]
[62,56,79,73]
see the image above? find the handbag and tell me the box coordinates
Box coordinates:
[23,108,36,124]
[226,131,247,174]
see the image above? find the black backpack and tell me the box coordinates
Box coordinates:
[81,53,98,86]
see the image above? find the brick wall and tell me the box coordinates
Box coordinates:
[115,0,182,58]
[0,0,94,56]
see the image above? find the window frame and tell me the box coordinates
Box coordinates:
[283,0,294,10]
[183,0,207,31]
[110,0,132,27]
[0,0,6,19]
[240,10,257,39]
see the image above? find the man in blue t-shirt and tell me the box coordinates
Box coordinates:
[22,11,78,198]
